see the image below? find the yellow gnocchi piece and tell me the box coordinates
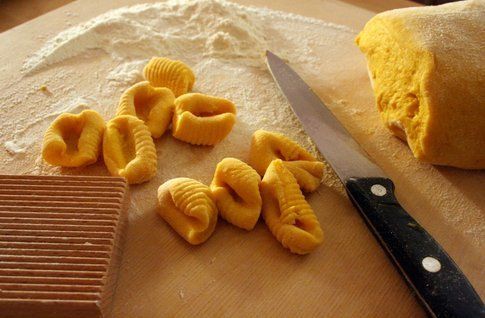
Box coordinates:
[42,109,105,167]
[116,81,175,139]
[157,178,218,245]
[283,160,325,194]
[172,93,236,146]
[210,158,262,231]
[103,115,157,184]
[261,159,324,255]
[249,130,324,192]
[143,57,195,97]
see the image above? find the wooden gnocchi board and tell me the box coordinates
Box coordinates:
[0,0,483,317]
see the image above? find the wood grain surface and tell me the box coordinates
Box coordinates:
[0,1,482,317]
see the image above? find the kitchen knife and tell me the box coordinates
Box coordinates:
[265,50,484,318]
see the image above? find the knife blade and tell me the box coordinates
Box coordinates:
[266,50,484,318]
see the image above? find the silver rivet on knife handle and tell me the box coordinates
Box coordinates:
[422,257,441,273]
[370,184,387,196]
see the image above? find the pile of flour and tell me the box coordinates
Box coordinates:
[23,0,352,74]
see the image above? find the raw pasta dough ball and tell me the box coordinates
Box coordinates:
[210,158,262,231]
[249,130,324,192]
[117,81,174,139]
[42,109,105,167]
[356,0,485,169]
[172,93,236,146]
[103,115,157,184]
[143,57,195,97]
[157,178,218,245]
[261,159,323,255]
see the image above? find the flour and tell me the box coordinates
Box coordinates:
[106,60,147,89]
[23,0,353,74]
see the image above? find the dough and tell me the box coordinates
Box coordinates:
[356,0,485,169]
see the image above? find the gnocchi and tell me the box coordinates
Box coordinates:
[116,81,175,138]
[103,115,157,184]
[249,130,324,192]
[158,178,218,245]
[172,93,236,146]
[42,109,105,167]
[210,158,262,231]
[143,57,195,97]
[261,159,324,255]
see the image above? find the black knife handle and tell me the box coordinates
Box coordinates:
[345,177,484,318]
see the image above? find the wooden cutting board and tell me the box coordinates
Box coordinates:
[0,0,483,317]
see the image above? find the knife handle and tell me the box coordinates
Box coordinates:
[345,177,484,318]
